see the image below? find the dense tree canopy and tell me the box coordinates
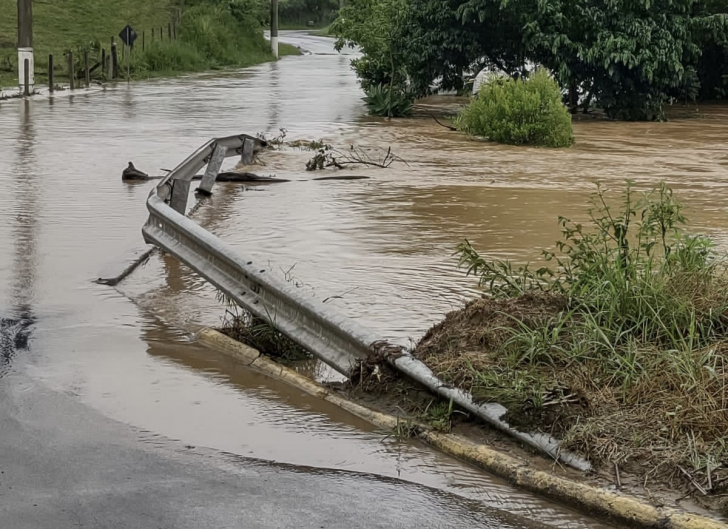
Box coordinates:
[332,0,728,120]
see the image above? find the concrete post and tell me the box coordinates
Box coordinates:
[270,0,279,59]
[17,0,34,93]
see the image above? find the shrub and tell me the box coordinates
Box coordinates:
[363,84,414,117]
[455,69,574,148]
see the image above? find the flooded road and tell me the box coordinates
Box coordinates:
[3,30,727,527]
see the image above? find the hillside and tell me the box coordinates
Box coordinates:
[0,0,174,86]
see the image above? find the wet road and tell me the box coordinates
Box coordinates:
[10,30,724,528]
[0,370,546,529]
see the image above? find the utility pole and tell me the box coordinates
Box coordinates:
[270,0,278,59]
[17,0,34,94]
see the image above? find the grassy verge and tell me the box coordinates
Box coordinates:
[309,25,332,37]
[279,43,303,57]
[415,182,728,509]
[279,23,329,30]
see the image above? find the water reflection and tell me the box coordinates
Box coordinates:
[1,100,38,375]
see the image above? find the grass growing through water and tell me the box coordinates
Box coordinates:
[416,182,728,495]
[217,292,310,363]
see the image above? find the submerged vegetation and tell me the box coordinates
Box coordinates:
[416,182,728,496]
[219,298,311,362]
[456,69,574,147]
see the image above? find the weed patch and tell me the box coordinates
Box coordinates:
[218,296,310,363]
[416,182,728,502]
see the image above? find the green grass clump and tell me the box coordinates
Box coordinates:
[416,182,728,493]
[455,68,574,148]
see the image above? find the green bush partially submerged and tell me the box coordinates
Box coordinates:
[416,182,728,496]
[456,69,574,148]
[363,84,414,117]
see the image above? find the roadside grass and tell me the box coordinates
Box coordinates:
[309,25,332,37]
[415,182,728,495]
[279,43,303,57]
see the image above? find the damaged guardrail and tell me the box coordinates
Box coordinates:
[141,134,592,472]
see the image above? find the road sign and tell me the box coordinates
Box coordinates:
[119,25,138,48]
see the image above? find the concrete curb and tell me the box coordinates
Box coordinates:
[196,327,727,529]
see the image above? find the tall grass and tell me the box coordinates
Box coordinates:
[131,3,274,78]
[426,182,728,487]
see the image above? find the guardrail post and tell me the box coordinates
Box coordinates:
[240,138,255,165]
[196,144,228,196]
[169,179,192,214]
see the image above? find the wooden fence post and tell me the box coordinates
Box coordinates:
[111,41,118,79]
[84,49,90,87]
[101,48,106,77]
[168,23,172,40]
[48,54,54,93]
[142,31,145,51]
[68,51,74,90]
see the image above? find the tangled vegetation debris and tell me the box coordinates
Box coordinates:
[305,144,405,171]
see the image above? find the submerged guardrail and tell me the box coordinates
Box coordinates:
[141,134,592,472]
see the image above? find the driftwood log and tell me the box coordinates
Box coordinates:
[122,162,287,183]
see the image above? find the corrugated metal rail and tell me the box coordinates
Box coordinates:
[141,134,592,472]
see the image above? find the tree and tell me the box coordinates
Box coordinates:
[333,0,728,120]
[331,0,415,115]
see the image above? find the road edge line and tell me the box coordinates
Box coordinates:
[196,327,726,529]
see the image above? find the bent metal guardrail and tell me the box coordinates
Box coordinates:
[141,134,592,472]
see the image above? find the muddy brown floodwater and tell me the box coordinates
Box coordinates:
[3,30,728,527]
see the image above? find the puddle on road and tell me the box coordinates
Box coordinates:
[3,31,728,529]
